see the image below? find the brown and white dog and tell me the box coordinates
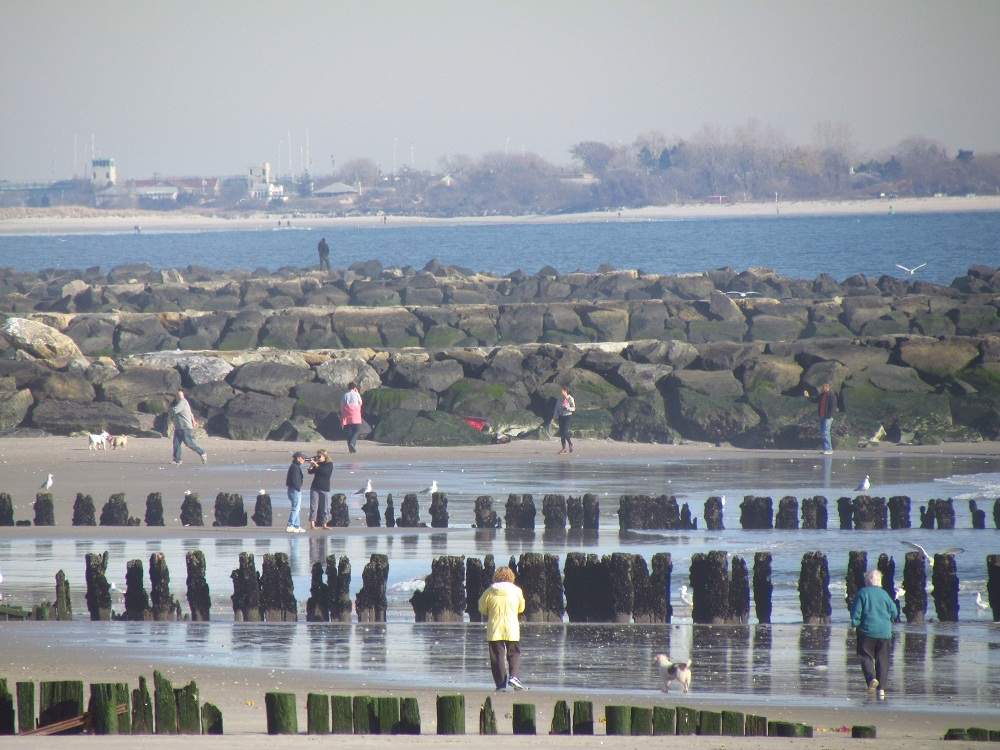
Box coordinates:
[109,435,128,450]
[654,654,692,693]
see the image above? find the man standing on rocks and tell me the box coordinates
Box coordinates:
[285,451,307,533]
[317,237,331,271]
[170,389,207,465]
[810,382,838,455]
[340,382,364,454]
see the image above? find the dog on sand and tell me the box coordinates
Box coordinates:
[109,434,128,450]
[88,431,110,451]
[654,654,692,693]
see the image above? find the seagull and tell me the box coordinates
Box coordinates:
[902,541,966,568]
[419,480,438,495]
[724,290,761,298]
[975,592,990,611]
[258,489,267,495]
[679,585,693,606]
[354,479,373,496]
[40,474,53,491]
[855,475,870,493]
[894,586,906,600]
[895,263,927,276]
[184,490,192,496]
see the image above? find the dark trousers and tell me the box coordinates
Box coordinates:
[319,255,330,271]
[346,423,361,453]
[856,631,890,687]
[558,415,572,449]
[172,427,204,462]
[488,640,521,689]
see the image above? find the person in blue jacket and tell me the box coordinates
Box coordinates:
[850,569,897,700]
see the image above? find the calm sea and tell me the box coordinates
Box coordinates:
[6,211,1000,283]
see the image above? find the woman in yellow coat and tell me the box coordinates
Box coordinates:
[478,567,527,691]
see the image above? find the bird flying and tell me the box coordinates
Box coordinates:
[40,473,53,490]
[354,479,373,496]
[895,263,927,275]
[724,290,762,298]
[419,480,439,495]
[901,541,965,567]
[855,475,871,493]
[975,592,990,611]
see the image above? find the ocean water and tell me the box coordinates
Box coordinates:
[4,211,1000,283]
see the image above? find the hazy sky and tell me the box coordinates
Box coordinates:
[4,0,1000,181]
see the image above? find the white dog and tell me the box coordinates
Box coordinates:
[88,431,110,451]
[654,654,693,694]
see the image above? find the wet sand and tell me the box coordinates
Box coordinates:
[2,194,999,235]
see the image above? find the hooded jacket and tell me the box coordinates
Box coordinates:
[477,581,525,642]
[850,585,897,640]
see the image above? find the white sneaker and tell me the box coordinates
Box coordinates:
[508,676,526,690]
[877,689,885,700]
[868,678,879,691]
[286,525,297,533]
[822,450,833,455]
[200,453,208,464]
[295,527,306,534]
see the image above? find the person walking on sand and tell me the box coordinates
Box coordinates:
[478,567,526,692]
[317,237,330,271]
[806,382,838,455]
[285,451,307,534]
[551,385,576,454]
[850,569,897,701]
[306,449,333,529]
[340,382,364,454]
[170,390,207,465]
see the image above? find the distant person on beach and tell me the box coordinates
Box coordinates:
[478,566,526,692]
[340,382,364,453]
[306,449,333,529]
[551,385,576,454]
[170,390,207,465]
[285,451,307,534]
[317,237,331,271]
[850,569,897,701]
[805,382,838,455]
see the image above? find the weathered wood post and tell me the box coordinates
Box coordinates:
[252,491,272,527]
[888,496,911,529]
[175,680,200,734]
[261,552,297,622]
[306,563,330,622]
[902,551,927,623]
[124,559,151,620]
[150,553,182,621]
[85,551,112,620]
[739,496,773,529]
[328,493,349,527]
[265,692,297,735]
[384,494,395,527]
[474,496,500,528]
[582,493,599,530]
[690,551,731,624]
[572,700,594,735]
[328,556,352,623]
[54,569,72,620]
[550,699,570,735]
[101,493,137,526]
[932,554,960,622]
[34,493,55,526]
[932,498,956,529]
[131,675,153,734]
[15,681,33,733]
[852,496,886,530]
[153,671,177,735]
[429,492,449,528]
[512,703,536,735]
[651,552,672,623]
[730,555,750,624]
[212,492,247,527]
[608,552,636,623]
[605,705,631,735]
[398,697,420,734]
[201,703,223,734]
[306,693,329,734]
[231,552,263,622]
[145,493,164,526]
[542,494,567,531]
[775,496,799,529]
[436,695,464,735]
[753,552,773,624]
[0,680,13,735]
[504,494,536,530]
[185,550,211,621]
[479,696,496,735]
[38,681,83,729]
[798,552,831,625]
[399,494,421,527]
[0,493,13,526]
[994,499,1000,530]
[801,496,827,529]
[180,492,203,526]
[680,502,696,529]
[362,492,381,527]
[465,556,493,622]
[355,554,388,622]
[846,551,867,612]
[72,493,96,525]
[411,555,465,622]
[969,500,986,529]
[987,555,1000,622]
[837,497,853,529]
[704,496,724,530]
[331,695,353,733]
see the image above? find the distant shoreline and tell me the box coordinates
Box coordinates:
[2,194,999,235]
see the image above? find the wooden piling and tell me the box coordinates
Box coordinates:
[775,496,799,529]
[88,683,118,735]
[474,496,500,528]
[722,710,744,736]
[131,675,153,734]
[549,700,570,735]
[174,680,200,734]
[987,555,1000,622]
[124,559,151,620]
[355,554,389,622]
[436,694,464,735]
[100,493,137,526]
[362,492,381,527]
[739,496,773,529]
[330,695,353,734]
[690,550,731,624]
[630,706,652,735]
[969,500,986,529]
[704,496,724,530]
[799,551,832,625]
[351,696,374,734]
[145,492,165,526]
[261,552,297,622]
[384,494,395,527]
[0,680,12,736]
[931,553,960,622]
[85,551,112,621]
[572,700,594,734]
[376,696,400,734]
[542,494,567,530]
[16,681,34,733]
[179,492,203,526]
[201,702,223,735]
[150,552,182,621]
[604,705,630,735]
[652,705,675,735]
[479,696,496,735]
[231,552,263,622]
[328,493,350,527]
[902,551,928,623]
[0,493,14,526]
[801,496,828,529]
[399,493,421,527]
[398,697,420,734]
[852,725,877,738]
[113,683,131,734]
[753,552,773,624]
[698,710,722,735]
[888,496,911,529]
[72,493,96,525]
[730,555,750,624]
[185,550,211,621]
[252,492,272,527]
[675,705,698,735]
[54,569,72,621]
[265,692,297,735]
[504,494,536,530]
[512,703,536,734]
[429,492,449,528]
[745,714,768,736]
[212,492,247,527]
[34,493,55,526]
[846,550,867,612]
[153,671,177,734]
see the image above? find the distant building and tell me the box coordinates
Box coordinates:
[247,162,284,200]
[313,181,359,198]
[91,158,117,188]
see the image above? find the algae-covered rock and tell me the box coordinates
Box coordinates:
[363,387,437,425]
[611,393,680,443]
[898,338,980,380]
[371,409,492,446]
[439,378,530,422]
[219,392,295,440]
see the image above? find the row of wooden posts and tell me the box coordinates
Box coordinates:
[5,547,998,625]
[264,690,871,739]
[4,489,997,531]
[0,672,220,736]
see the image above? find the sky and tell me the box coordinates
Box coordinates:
[3,0,1000,181]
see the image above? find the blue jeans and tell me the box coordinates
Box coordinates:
[347,423,361,453]
[287,488,302,528]
[821,418,833,452]
[173,428,205,462]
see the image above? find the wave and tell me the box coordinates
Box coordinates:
[389,578,426,594]
[932,472,1000,499]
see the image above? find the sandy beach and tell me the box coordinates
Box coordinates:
[1,195,999,236]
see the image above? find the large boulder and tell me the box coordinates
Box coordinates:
[65,317,116,356]
[742,383,815,448]
[218,392,295,440]
[290,381,343,422]
[314,356,381,392]
[371,409,492,446]
[740,356,803,394]
[228,361,313,396]
[664,370,760,443]
[707,290,744,322]
[362,387,437,425]
[0,387,33,431]
[897,338,980,381]
[31,399,142,435]
[792,339,890,371]
[31,371,96,402]
[611,393,680,443]
[187,381,237,419]
[497,305,545,343]
[99,368,181,413]
[608,362,673,395]
[0,317,83,360]
[388,358,464,393]
[538,369,627,412]
[840,377,954,445]
[184,356,234,386]
[951,364,1000,438]
[113,317,177,353]
[439,378,531,422]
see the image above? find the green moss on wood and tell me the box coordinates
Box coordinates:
[549,699,570,735]
[330,695,353,734]
[512,703,536,735]
[652,705,675,735]
[604,705,630,736]
[630,706,652,735]
[698,710,722,735]
[201,703,223,735]
[306,693,329,734]
[264,692,297,735]
[398,696,420,734]
[436,694,464,735]
[572,700,593,735]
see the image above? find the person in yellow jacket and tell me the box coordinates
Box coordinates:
[477,566,527,691]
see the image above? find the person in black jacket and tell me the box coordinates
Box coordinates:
[307,449,333,529]
[286,451,306,534]
[805,382,839,455]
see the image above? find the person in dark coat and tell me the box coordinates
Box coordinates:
[317,237,330,271]
[286,451,306,533]
[307,449,333,529]
[850,569,897,700]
